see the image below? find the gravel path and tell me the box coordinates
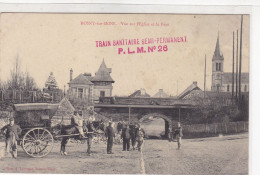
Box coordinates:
[0,133,248,174]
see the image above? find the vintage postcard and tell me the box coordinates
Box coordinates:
[0,12,249,174]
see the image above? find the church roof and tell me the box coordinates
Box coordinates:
[68,73,93,85]
[222,72,249,84]
[92,59,114,82]
[178,81,201,99]
[212,34,224,61]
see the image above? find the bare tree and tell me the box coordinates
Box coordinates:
[4,56,38,90]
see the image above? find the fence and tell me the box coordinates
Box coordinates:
[0,89,63,104]
[182,121,248,138]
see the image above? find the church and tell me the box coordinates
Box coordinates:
[67,60,114,103]
[211,35,249,93]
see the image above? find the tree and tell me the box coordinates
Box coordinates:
[2,56,38,90]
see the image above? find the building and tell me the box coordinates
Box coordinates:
[67,60,114,102]
[178,81,203,99]
[153,89,169,98]
[129,88,150,98]
[211,34,249,92]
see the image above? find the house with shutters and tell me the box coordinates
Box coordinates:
[67,60,114,103]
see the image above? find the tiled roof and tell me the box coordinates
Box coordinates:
[68,74,93,85]
[178,81,201,99]
[92,60,114,82]
[222,72,249,84]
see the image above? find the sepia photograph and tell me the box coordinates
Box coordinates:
[0,13,249,174]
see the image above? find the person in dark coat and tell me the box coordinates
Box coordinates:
[1,117,22,158]
[105,121,115,154]
[117,121,122,133]
[130,124,137,150]
[121,125,131,151]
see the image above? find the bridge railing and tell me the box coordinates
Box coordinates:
[99,97,195,106]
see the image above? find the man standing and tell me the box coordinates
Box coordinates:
[1,117,22,158]
[136,125,145,152]
[121,125,131,151]
[130,124,137,150]
[117,121,122,133]
[174,122,183,150]
[86,117,95,155]
[105,121,115,154]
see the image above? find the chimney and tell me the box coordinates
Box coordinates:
[193,81,197,86]
[70,68,73,81]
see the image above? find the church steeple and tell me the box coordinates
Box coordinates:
[213,33,224,60]
[211,33,224,92]
[214,33,220,56]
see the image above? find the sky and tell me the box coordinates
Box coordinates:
[0,13,250,96]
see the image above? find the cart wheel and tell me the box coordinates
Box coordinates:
[22,128,54,158]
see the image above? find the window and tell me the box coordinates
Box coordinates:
[244,85,247,92]
[227,85,230,92]
[100,91,105,97]
[218,63,221,71]
[78,88,83,99]
[216,63,219,71]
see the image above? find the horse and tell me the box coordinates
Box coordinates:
[54,120,106,155]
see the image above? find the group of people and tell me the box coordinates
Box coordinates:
[120,123,145,152]
[104,121,145,154]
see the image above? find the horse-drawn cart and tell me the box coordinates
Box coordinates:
[14,103,59,158]
[12,103,104,158]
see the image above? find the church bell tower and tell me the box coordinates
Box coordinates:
[211,33,224,92]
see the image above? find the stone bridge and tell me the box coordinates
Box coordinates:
[94,97,196,136]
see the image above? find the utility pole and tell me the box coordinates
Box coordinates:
[204,54,206,99]
[236,29,239,102]
[232,31,235,105]
[239,15,243,103]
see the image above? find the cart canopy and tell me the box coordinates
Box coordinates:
[14,103,59,112]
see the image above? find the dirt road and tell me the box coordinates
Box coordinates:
[0,133,248,174]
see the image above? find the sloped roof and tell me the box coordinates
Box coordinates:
[129,90,150,98]
[153,89,169,98]
[68,74,93,85]
[178,82,202,99]
[54,97,75,117]
[92,60,114,82]
[222,72,249,84]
